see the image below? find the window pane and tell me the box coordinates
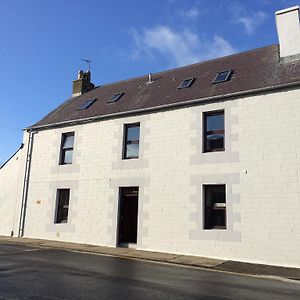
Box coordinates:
[212,209,226,228]
[127,126,140,141]
[215,72,228,82]
[56,189,70,223]
[78,99,96,110]
[213,70,232,84]
[63,135,74,149]
[109,93,123,103]
[63,149,73,164]
[123,123,140,159]
[212,192,225,203]
[204,185,226,229]
[126,144,139,158]
[178,78,194,89]
[206,134,224,151]
[206,114,224,131]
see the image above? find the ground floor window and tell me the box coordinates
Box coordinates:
[203,185,226,229]
[55,189,70,223]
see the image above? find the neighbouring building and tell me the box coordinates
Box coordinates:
[1,6,300,268]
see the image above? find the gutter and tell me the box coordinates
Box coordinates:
[26,81,300,131]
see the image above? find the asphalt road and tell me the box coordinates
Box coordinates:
[0,243,299,300]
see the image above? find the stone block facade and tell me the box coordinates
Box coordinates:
[1,87,300,267]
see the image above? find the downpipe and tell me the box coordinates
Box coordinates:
[18,129,37,237]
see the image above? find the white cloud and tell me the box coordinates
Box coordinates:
[236,11,268,35]
[181,7,199,20]
[227,2,268,34]
[131,26,237,67]
[207,36,237,59]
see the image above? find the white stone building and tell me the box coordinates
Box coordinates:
[1,6,300,268]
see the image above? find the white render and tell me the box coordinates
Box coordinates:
[1,87,300,268]
[0,142,26,236]
[276,6,300,60]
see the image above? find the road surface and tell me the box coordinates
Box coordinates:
[0,243,299,299]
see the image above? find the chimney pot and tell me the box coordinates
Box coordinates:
[78,70,84,79]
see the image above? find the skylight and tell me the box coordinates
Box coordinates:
[78,98,96,110]
[178,78,194,89]
[212,70,232,84]
[108,93,124,103]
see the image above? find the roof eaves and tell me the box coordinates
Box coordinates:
[25,80,300,131]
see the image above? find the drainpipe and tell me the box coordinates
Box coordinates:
[18,129,37,237]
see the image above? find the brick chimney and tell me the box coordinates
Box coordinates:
[276,6,300,62]
[72,70,95,97]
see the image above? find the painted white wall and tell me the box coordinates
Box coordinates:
[4,87,300,268]
[0,139,26,236]
[276,6,300,59]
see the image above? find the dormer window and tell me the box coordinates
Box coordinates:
[178,78,194,89]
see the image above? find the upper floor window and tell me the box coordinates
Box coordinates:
[60,132,74,165]
[204,185,226,230]
[123,123,140,159]
[55,189,70,224]
[203,110,224,152]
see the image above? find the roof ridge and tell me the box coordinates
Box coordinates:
[154,44,278,74]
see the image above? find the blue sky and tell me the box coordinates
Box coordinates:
[0,0,299,164]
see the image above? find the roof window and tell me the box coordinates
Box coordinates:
[108,93,124,103]
[212,70,232,84]
[78,98,96,110]
[178,78,194,89]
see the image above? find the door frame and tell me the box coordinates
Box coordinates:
[116,186,139,247]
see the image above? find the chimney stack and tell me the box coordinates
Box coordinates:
[72,70,95,97]
[276,6,300,62]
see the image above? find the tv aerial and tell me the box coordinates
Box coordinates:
[81,58,91,72]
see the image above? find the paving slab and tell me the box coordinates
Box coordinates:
[169,255,225,268]
[41,241,133,256]
[121,249,180,262]
[216,261,300,280]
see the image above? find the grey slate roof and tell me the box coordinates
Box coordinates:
[32,44,300,129]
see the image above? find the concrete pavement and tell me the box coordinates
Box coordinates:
[0,235,299,281]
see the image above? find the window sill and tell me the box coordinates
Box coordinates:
[204,227,227,230]
[203,149,225,153]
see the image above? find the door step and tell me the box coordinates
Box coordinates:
[118,243,137,249]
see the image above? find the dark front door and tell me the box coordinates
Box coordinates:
[118,187,139,245]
